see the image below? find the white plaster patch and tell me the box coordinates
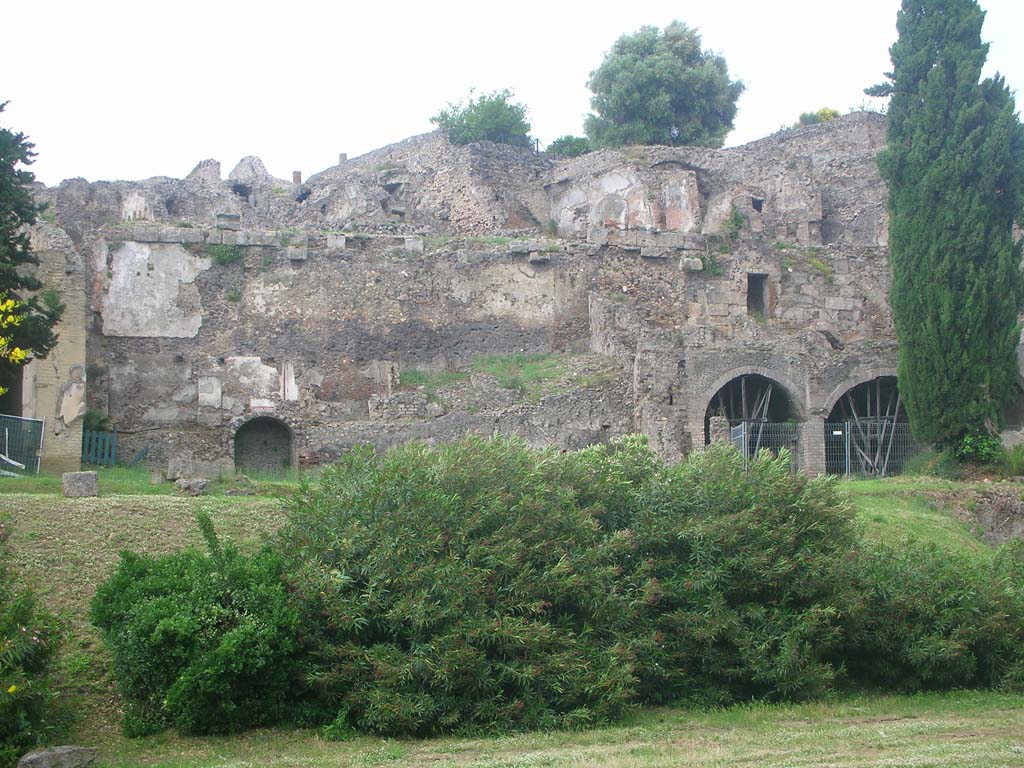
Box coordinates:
[121,191,153,221]
[198,376,222,408]
[102,242,212,338]
[279,363,299,401]
[225,356,279,398]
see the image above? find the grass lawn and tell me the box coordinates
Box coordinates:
[2,474,1022,766]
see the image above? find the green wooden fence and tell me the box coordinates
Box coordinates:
[82,429,117,466]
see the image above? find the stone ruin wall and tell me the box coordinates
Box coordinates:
[24,112,904,475]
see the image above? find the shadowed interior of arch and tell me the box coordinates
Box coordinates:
[233,416,293,474]
[704,373,798,445]
[825,375,909,476]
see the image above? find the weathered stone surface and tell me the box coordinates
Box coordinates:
[175,478,210,496]
[101,242,210,338]
[17,746,96,768]
[62,472,98,498]
[26,112,912,478]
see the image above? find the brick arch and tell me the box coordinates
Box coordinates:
[698,365,807,422]
[821,367,899,418]
[227,412,299,473]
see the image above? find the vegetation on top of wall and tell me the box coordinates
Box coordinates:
[470,352,568,399]
[397,368,468,393]
[546,135,592,158]
[207,244,242,266]
[431,89,532,148]
[584,22,744,148]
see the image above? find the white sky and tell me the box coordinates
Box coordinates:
[3,0,1022,186]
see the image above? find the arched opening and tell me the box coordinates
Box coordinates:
[704,373,800,462]
[825,376,913,476]
[233,417,293,475]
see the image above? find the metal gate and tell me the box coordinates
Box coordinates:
[825,421,920,477]
[0,414,45,476]
[730,421,800,471]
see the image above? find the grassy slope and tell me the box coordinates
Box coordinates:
[2,475,1022,767]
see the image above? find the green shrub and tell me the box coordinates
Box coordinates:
[277,438,636,736]
[431,90,532,148]
[1,521,64,768]
[839,537,1024,692]
[91,513,309,736]
[953,433,1005,465]
[207,244,242,266]
[546,135,591,158]
[624,445,857,705]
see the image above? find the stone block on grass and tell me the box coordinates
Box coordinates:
[62,471,98,498]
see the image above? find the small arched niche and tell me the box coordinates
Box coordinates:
[233,416,294,474]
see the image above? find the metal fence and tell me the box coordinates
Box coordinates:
[825,421,920,477]
[0,414,45,476]
[730,421,801,472]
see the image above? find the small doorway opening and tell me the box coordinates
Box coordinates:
[233,417,294,474]
[747,273,768,318]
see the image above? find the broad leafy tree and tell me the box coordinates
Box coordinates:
[0,102,61,398]
[870,0,1024,447]
[431,89,532,148]
[584,22,744,148]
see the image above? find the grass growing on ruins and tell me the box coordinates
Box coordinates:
[398,367,469,392]
[845,476,994,558]
[470,352,568,398]
[2,472,1022,765]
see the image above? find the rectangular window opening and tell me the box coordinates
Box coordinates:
[747,273,768,317]
[751,197,764,213]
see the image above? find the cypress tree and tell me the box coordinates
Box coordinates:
[871,0,1024,447]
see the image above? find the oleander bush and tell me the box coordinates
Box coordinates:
[278,438,638,735]
[624,446,856,705]
[92,436,1024,739]
[839,537,1024,692]
[91,513,308,736]
[1,521,64,768]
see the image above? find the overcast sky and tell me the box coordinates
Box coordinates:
[3,0,1022,186]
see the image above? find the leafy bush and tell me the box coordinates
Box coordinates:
[953,433,1004,465]
[207,244,241,266]
[839,537,1024,692]
[546,135,591,158]
[91,513,308,736]
[278,438,637,736]
[92,437,1024,741]
[624,446,857,705]
[1,521,64,768]
[431,90,532,148]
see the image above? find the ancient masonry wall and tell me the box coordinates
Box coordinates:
[22,112,914,475]
[21,225,87,472]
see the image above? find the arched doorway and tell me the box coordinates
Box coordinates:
[824,376,912,476]
[704,373,800,462]
[233,416,294,474]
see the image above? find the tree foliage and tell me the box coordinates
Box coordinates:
[584,22,744,148]
[872,0,1024,448]
[430,90,532,148]
[545,135,591,159]
[0,103,62,397]
[795,107,841,127]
